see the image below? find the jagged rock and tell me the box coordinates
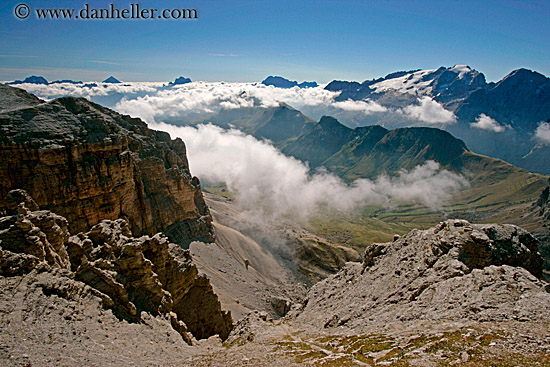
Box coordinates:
[224,311,269,347]
[0,84,214,246]
[294,235,361,280]
[0,195,232,342]
[362,242,388,269]
[535,186,550,220]
[270,296,292,316]
[0,194,71,275]
[69,219,233,340]
[296,220,549,329]
[3,189,39,214]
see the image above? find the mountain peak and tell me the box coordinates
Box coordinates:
[103,76,121,83]
[318,115,345,130]
[168,76,192,86]
[450,64,472,73]
[500,68,548,85]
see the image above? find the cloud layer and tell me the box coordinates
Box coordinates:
[151,123,468,224]
[14,81,457,130]
[11,81,163,100]
[331,99,388,114]
[470,113,505,132]
[535,121,550,144]
[401,96,457,125]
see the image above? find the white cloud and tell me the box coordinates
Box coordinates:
[150,123,468,225]
[111,82,339,122]
[16,80,466,130]
[332,99,387,114]
[470,113,505,132]
[13,81,162,100]
[535,121,550,144]
[401,96,457,125]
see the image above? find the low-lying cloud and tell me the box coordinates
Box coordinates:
[113,82,340,123]
[15,81,455,130]
[470,113,505,132]
[11,81,163,100]
[401,96,457,125]
[151,123,468,224]
[535,121,550,144]
[332,99,388,114]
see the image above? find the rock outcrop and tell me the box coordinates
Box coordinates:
[0,84,213,246]
[294,219,549,329]
[0,191,232,342]
[535,185,550,220]
[294,234,361,281]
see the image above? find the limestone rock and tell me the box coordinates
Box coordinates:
[294,234,361,280]
[270,296,292,316]
[534,185,550,221]
[69,219,233,340]
[0,196,232,342]
[0,197,71,275]
[0,84,213,246]
[2,189,39,214]
[296,219,549,329]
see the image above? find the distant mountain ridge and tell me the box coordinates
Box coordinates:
[262,76,318,88]
[325,66,550,174]
[325,65,487,105]
[7,75,49,85]
[6,75,124,86]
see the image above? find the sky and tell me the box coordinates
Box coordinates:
[0,0,549,83]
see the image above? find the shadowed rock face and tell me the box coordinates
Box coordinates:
[0,191,232,342]
[295,219,548,329]
[0,84,213,246]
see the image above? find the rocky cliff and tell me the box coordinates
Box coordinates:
[0,190,232,342]
[0,84,213,246]
[294,219,549,329]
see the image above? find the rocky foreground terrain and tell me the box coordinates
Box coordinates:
[1,84,549,366]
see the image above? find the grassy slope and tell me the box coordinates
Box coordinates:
[307,152,549,252]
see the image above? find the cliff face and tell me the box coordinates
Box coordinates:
[0,84,213,246]
[0,191,232,342]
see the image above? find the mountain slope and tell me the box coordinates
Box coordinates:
[190,104,315,144]
[279,116,355,167]
[454,68,550,132]
[328,127,469,180]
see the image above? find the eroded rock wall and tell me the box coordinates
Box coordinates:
[0,85,213,246]
[0,191,232,342]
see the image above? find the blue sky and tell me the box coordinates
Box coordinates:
[0,0,549,83]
